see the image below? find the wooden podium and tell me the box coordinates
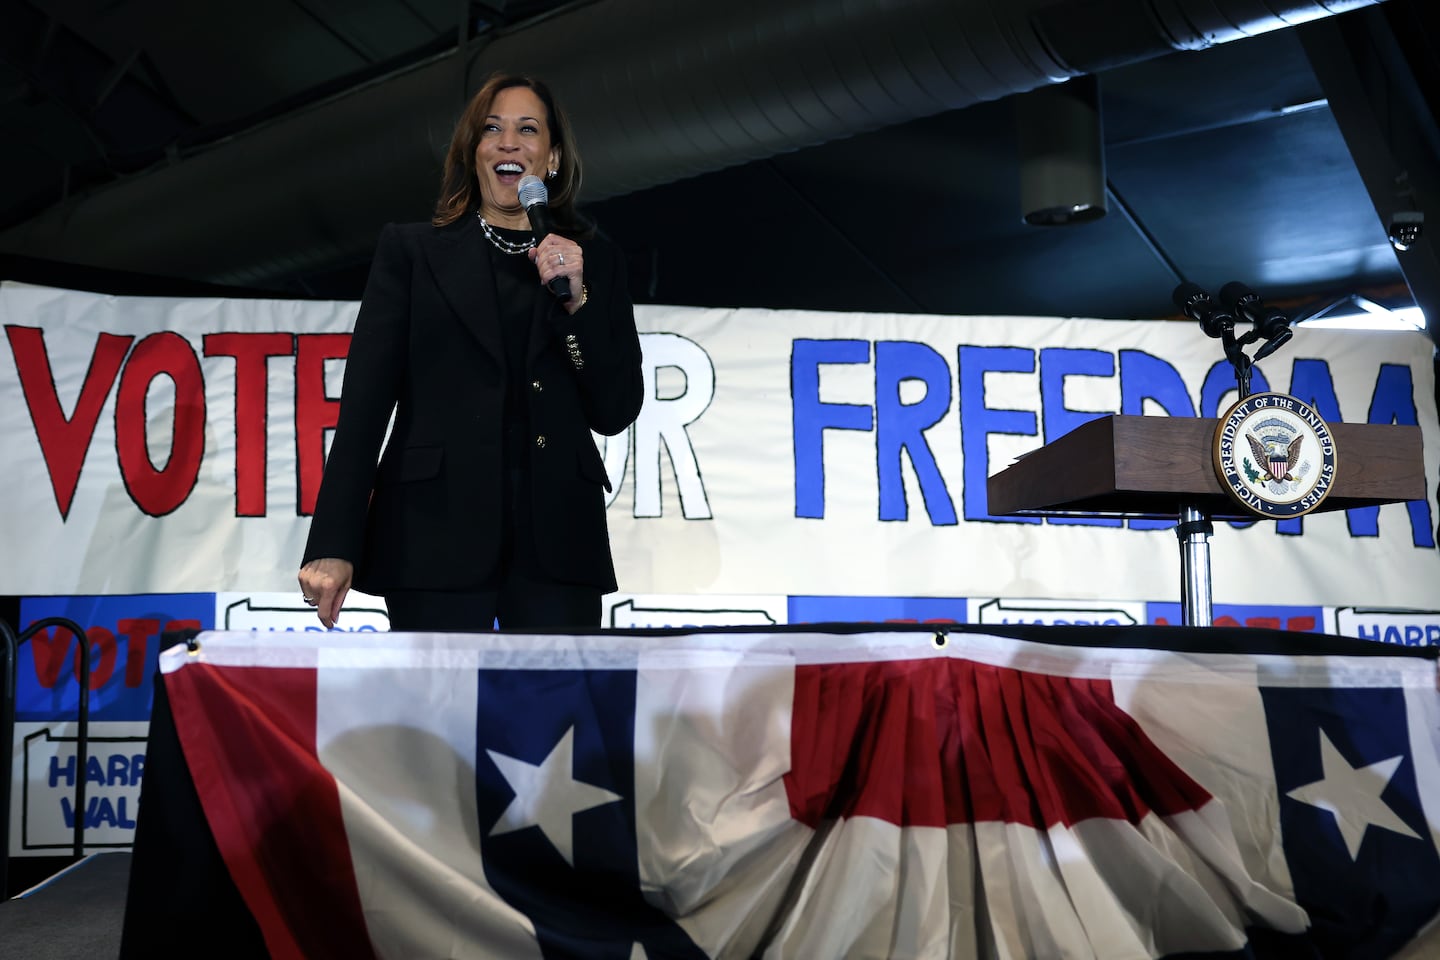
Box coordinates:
[986,415,1427,625]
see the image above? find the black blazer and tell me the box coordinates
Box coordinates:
[302,215,644,594]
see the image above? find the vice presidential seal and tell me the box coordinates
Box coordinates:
[1213,392,1338,518]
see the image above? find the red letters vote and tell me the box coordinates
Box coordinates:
[5,326,134,519]
[115,332,207,516]
[204,332,295,516]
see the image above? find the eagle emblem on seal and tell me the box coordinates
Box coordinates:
[1247,431,1302,482]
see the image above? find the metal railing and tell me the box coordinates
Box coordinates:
[1,616,92,898]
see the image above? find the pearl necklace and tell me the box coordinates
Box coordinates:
[477,213,534,255]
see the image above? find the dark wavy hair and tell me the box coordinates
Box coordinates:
[432,73,590,236]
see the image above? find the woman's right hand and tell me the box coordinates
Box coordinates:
[298,558,353,630]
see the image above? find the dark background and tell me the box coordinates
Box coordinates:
[1,0,1438,339]
[3,0,1440,898]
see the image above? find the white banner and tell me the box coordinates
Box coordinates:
[6,721,149,855]
[2,281,1436,606]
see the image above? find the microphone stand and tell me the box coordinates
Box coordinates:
[1177,298,1290,626]
[1221,324,1254,400]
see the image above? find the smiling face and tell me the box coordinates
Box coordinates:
[473,85,560,228]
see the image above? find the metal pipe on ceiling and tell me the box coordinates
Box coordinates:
[0,0,1387,287]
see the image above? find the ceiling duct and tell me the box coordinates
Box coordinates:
[0,0,1387,287]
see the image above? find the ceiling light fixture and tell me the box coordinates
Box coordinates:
[1275,98,1329,116]
[1296,294,1427,332]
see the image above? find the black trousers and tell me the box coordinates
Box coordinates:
[385,465,602,632]
[385,578,600,632]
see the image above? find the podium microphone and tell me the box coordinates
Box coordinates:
[1219,281,1292,360]
[1172,282,1232,339]
[517,175,573,302]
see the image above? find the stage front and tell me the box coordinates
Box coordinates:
[119,626,1440,960]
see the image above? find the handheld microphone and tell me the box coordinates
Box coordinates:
[1219,281,1292,360]
[517,175,572,302]
[1172,282,1232,339]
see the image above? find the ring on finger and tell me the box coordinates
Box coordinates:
[557,252,565,265]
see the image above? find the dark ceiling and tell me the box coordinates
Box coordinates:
[1,0,1438,346]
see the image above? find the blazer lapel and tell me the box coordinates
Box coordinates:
[420,215,502,363]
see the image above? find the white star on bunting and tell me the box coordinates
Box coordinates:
[1286,729,1420,860]
[487,726,623,866]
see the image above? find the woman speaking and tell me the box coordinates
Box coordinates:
[298,74,643,632]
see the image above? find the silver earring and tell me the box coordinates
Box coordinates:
[547,168,558,179]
